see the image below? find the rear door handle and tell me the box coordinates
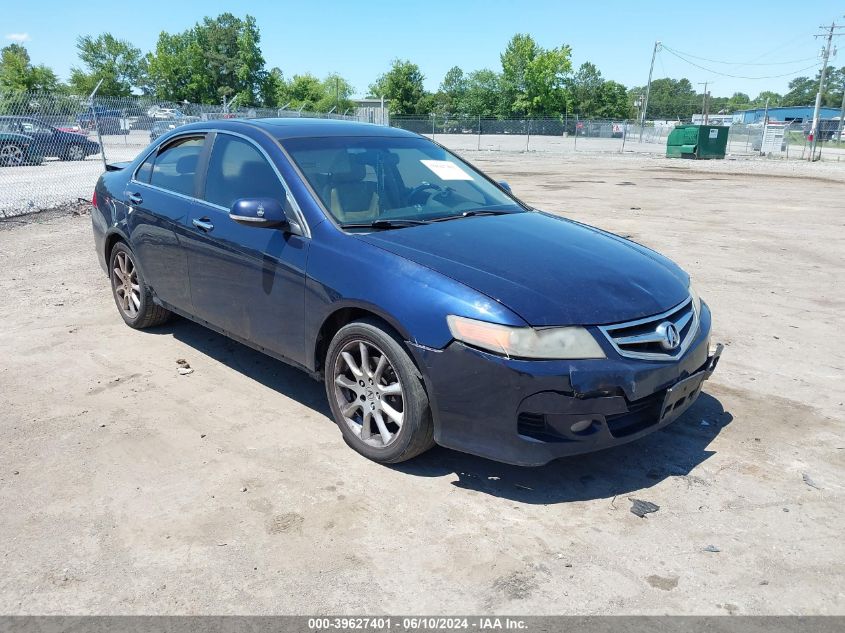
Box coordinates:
[127,192,143,205]
[192,218,214,232]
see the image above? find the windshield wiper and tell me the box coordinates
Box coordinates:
[430,209,512,222]
[340,219,430,230]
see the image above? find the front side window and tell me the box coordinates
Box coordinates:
[204,134,285,209]
[281,135,523,226]
[149,136,205,197]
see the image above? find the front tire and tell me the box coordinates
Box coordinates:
[325,318,435,463]
[109,242,171,329]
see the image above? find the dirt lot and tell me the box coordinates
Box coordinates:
[0,152,843,615]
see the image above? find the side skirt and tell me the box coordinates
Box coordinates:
[153,297,323,382]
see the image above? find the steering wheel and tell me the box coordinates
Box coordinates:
[408,182,444,206]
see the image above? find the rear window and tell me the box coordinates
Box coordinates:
[148,136,205,197]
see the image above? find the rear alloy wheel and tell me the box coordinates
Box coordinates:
[66,144,86,161]
[326,319,434,463]
[109,242,171,329]
[0,143,24,167]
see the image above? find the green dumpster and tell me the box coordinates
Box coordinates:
[666,124,729,159]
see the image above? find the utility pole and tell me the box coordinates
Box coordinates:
[639,40,661,142]
[697,81,710,124]
[809,21,843,160]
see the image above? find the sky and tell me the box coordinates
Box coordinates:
[3,0,844,98]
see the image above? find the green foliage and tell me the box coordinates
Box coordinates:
[751,91,782,107]
[0,44,61,92]
[69,33,146,96]
[500,34,571,116]
[781,68,844,108]
[146,13,266,105]
[462,69,502,117]
[368,59,427,115]
[632,77,697,120]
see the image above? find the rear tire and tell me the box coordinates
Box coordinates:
[64,144,86,161]
[325,318,435,463]
[109,242,171,329]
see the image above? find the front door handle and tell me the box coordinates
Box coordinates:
[192,218,214,232]
[127,192,143,205]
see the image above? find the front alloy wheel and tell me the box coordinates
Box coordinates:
[0,144,24,167]
[325,319,434,463]
[334,339,405,447]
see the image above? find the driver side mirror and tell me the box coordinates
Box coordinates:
[498,181,512,193]
[229,197,289,230]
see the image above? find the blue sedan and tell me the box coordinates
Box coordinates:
[91,118,721,466]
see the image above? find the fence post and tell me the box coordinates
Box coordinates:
[477,115,481,151]
[87,79,107,170]
[574,115,578,151]
[526,119,531,152]
[620,120,628,153]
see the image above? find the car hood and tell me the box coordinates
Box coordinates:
[357,212,690,326]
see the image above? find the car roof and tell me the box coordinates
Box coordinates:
[174,117,418,140]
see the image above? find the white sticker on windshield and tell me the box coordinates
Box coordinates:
[420,160,474,181]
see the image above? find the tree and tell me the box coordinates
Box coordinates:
[634,77,697,120]
[69,33,146,96]
[500,33,571,116]
[752,91,782,107]
[439,66,467,112]
[0,44,60,92]
[147,13,267,105]
[368,59,426,115]
[462,69,502,117]
[260,67,284,108]
[782,75,818,107]
[317,73,356,113]
[568,62,603,116]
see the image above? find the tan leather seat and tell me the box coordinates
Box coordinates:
[328,155,379,223]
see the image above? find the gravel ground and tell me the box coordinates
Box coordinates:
[0,153,843,615]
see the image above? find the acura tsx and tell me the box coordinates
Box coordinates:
[91,118,721,466]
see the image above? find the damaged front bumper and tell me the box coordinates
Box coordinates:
[411,303,721,466]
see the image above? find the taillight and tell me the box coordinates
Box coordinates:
[92,190,97,209]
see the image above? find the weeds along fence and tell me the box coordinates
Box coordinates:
[0,91,363,218]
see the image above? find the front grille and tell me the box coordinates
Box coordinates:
[598,296,698,361]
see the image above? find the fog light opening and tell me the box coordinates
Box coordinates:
[570,419,597,435]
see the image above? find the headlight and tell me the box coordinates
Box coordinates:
[689,282,702,316]
[446,315,606,359]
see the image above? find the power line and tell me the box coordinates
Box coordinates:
[661,46,821,80]
[660,46,818,66]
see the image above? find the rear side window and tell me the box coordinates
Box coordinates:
[135,153,155,184]
[149,136,205,197]
[204,134,285,209]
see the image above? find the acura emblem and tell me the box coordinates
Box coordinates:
[656,321,681,350]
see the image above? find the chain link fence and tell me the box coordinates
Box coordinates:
[390,114,845,163]
[3,91,845,219]
[0,91,363,218]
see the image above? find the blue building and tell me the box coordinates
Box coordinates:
[733,105,841,124]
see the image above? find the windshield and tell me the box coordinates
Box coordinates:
[281,135,524,227]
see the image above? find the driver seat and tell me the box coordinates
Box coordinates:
[327,154,379,223]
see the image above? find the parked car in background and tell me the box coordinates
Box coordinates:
[147,106,185,120]
[0,131,43,166]
[91,118,721,466]
[0,116,100,161]
[77,105,128,135]
[148,118,200,142]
